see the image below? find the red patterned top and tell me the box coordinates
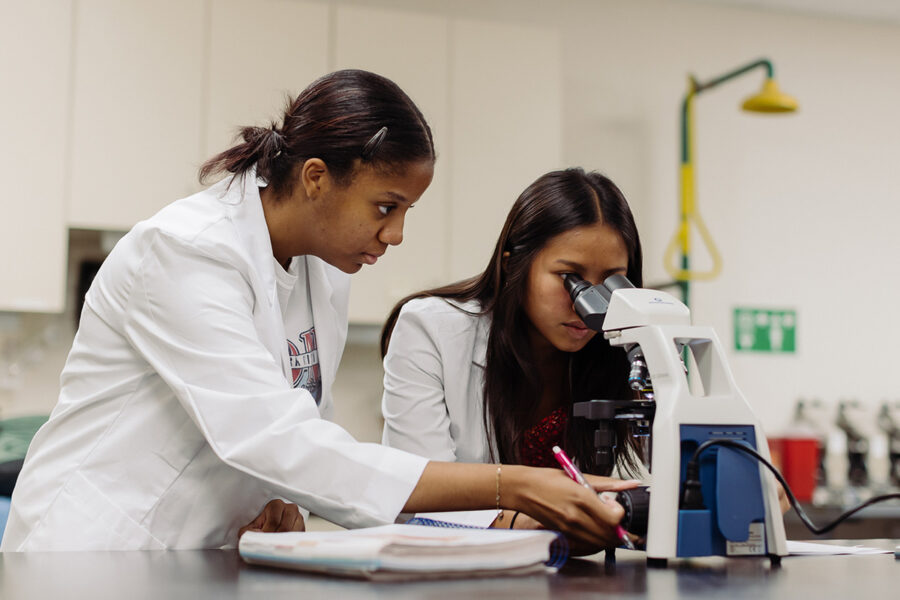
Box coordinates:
[519,406,568,468]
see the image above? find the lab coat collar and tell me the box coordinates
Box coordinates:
[448,299,489,369]
[216,167,346,388]
[473,315,488,369]
[219,168,278,309]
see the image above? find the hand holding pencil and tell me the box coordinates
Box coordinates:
[552,445,637,550]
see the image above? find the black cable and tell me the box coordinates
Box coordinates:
[685,438,900,535]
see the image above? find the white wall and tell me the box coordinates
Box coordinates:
[3,0,900,443]
[552,0,900,435]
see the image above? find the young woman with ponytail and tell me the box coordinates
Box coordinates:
[3,71,634,554]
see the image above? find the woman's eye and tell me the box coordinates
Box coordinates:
[378,205,395,216]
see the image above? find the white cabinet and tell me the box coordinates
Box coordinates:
[2,2,560,321]
[336,7,562,324]
[205,0,329,159]
[0,1,72,311]
[67,0,206,230]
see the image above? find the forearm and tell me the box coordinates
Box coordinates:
[402,462,527,513]
[403,461,638,551]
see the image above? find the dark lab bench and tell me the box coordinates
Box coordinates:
[784,503,900,539]
[1,539,897,599]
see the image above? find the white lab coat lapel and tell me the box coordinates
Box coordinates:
[473,315,488,369]
[220,170,291,381]
[305,255,345,396]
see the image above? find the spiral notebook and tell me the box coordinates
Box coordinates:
[239,522,566,581]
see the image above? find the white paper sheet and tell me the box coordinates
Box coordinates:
[786,540,892,555]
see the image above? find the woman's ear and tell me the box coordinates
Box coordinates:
[300,158,328,200]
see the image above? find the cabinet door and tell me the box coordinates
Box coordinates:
[206,0,329,159]
[335,5,451,325]
[68,0,206,230]
[448,19,562,281]
[0,1,72,311]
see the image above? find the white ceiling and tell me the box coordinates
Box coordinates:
[687,0,900,24]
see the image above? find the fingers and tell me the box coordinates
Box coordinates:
[238,500,305,542]
[282,503,306,532]
[584,474,643,493]
[259,499,286,532]
[539,472,624,547]
[237,512,265,540]
[260,499,306,532]
[561,477,625,546]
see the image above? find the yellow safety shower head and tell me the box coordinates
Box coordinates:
[741,78,798,113]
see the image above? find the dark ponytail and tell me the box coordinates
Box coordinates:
[200,69,435,196]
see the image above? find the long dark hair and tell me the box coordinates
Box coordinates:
[200,69,435,194]
[381,168,644,475]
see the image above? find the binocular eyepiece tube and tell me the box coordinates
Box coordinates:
[562,273,635,331]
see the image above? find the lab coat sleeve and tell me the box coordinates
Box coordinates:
[122,233,428,528]
[381,301,458,461]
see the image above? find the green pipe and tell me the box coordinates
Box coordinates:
[676,58,774,308]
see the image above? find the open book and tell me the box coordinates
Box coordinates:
[239,523,565,580]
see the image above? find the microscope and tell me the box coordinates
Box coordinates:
[836,400,870,488]
[876,401,900,489]
[564,273,787,566]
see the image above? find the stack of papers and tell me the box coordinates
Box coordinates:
[786,540,892,556]
[239,524,562,580]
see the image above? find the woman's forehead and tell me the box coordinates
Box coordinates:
[542,222,625,254]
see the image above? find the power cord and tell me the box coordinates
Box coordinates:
[681,438,900,535]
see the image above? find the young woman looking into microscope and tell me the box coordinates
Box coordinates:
[380,168,647,538]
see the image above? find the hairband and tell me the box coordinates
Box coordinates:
[362,126,388,159]
[270,126,285,158]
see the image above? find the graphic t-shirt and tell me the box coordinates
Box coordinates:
[274,256,322,405]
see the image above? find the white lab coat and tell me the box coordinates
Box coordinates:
[2,170,428,551]
[381,298,647,509]
[382,297,495,463]
[382,297,497,527]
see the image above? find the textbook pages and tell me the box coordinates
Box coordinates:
[239,523,562,580]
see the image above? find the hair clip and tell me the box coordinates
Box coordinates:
[362,126,388,159]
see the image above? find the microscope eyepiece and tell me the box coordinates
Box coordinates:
[602,273,635,293]
[562,273,591,300]
[564,273,638,332]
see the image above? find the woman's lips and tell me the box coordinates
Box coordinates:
[563,321,592,340]
[361,253,381,265]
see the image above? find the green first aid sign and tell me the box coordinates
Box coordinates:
[733,308,796,353]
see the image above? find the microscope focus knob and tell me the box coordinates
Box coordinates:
[617,485,650,537]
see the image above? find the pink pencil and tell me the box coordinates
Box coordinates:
[552,445,636,550]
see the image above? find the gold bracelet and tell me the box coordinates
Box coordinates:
[496,465,502,519]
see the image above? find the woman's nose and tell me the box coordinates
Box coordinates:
[379,217,404,246]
